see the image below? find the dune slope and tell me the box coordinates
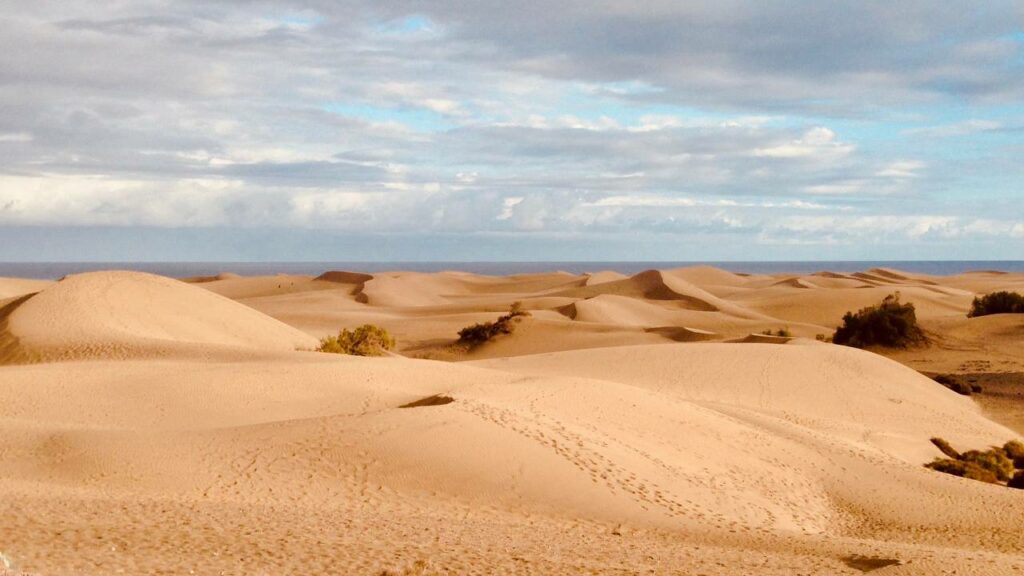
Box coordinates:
[2,343,1023,574]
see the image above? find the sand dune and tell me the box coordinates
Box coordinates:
[3,343,1023,573]
[3,265,1024,574]
[0,270,317,363]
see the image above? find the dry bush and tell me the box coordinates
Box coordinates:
[926,458,999,484]
[319,324,395,356]
[968,291,1024,317]
[930,437,961,459]
[1004,440,1024,468]
[457,302,531,345]
[925,438,1022,487]
[832,292,927,348]
[932,374,974,396]
[960,449,1015,482]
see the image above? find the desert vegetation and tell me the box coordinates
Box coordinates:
[930,373,983,396]
[761,328,792,337]
[318,324,395,356]
[926,438,1024,488]
[967,291,1024,317]
[457,302,531,345]
[832,292,927,349]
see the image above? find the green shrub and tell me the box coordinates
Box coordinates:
[457,302,531,345]
[1009,472,1024,490]
[967,291,1024,317]
[319,324,395,356]
[832,292,927,348]
[930,437,961,459]
[926,458,999,484]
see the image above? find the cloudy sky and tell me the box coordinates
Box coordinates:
[1,1,1022,261]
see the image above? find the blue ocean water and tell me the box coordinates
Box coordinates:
[1,261,1023,280]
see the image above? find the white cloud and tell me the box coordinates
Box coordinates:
[875,160,925,179]
[753,127,854,160]
[0,1,1019,258]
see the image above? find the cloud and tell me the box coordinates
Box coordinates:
[0,1,1020,259]
[753,127,854,160]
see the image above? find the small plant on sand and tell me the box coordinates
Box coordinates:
[932,374,975,396]
[967,291,1024,317]
[960,449,1015,482]
[761,328,792,337]
[925,437,1024,487]
[1003,440,1024,468]
[832,292,927,349]
[457,302,531,345]
[926,458,999,484]
[930,437,961,459]
[318,324,395,356]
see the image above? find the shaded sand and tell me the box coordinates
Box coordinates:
[2,266,1024,574]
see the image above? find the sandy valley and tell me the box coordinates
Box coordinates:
[1,266,1023,575]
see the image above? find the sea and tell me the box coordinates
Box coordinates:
[1,261,1023,280]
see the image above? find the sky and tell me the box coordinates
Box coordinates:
[0,1,1022,261]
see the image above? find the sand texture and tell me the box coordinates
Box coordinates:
[2,266,1023,575]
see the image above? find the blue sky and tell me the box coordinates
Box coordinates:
[0,1,1021,261]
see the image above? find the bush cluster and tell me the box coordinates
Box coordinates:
[761,328,792,337]
[967,291,1024,317]
[318,324,395,356]
[832,292,927,348]
[926,438,1024,489]
[457,302,530,345]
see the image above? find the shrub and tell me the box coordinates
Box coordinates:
[967,291,1024,318]
[457,302,531,345]
[832,292,927,348]
[319,324,395,356]
[960,449,1015,482]
[926,458,999,484]
[932,374,973,396]
[930,437,961,459]
[1004,440,1024,468]
[925,438,1024,487]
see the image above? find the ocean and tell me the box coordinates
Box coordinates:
[1,261,1023,280]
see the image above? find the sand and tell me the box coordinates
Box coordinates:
[2,266,1024,574]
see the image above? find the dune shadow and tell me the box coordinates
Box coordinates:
[842,555,901,572]
[400,394,455,408]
